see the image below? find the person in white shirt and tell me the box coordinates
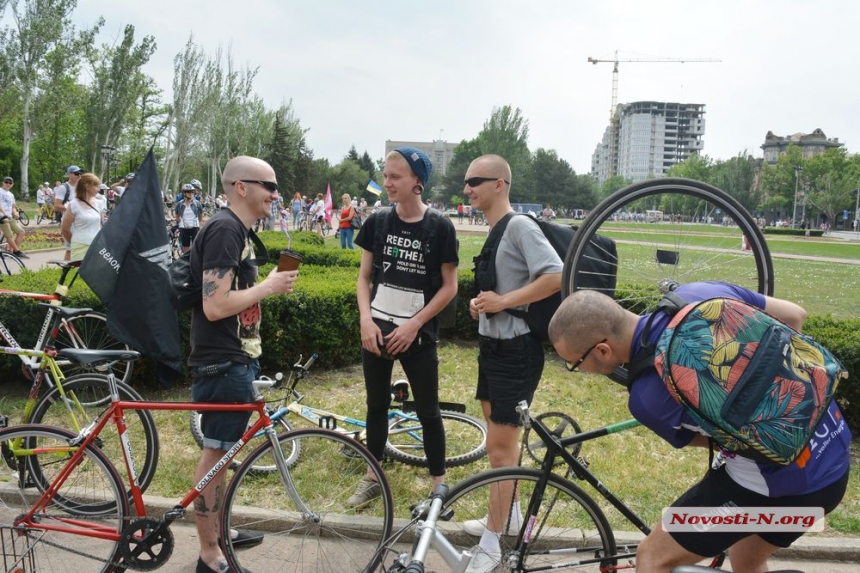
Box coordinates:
[61,172,105,260]
[309,193,326,235]
[174,183,205,253]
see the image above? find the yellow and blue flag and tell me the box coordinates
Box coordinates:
[366,180,383,196]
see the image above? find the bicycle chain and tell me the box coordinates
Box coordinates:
[19,514,137,570]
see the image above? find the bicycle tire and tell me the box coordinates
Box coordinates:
[384,410,488,468]
[51,312,135,385]
[562,178,774,307]
[28,374,159,506]
[36,210,43,224]
[221,428,394,573]
[0,424,129,572]
[18,211,29,226]
[442,467,617,572]
[0,251,26,275]
[189,409,301,472]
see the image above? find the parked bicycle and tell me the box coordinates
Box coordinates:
[189,354,488,472]
[0,344,158,500]
[0,259,134,383]
[0,347,395,573]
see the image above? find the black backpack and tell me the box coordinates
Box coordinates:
[371,207,458,329]
[473,213,617,341]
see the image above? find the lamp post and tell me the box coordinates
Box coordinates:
[792,165,802,228]
[855,188,860,233]
[100,144,116,185]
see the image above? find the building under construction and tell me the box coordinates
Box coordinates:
[591,101,706,185]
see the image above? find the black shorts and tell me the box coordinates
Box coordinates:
[668,464,850,557]
[476,333,544,426]
[178,227,199,248]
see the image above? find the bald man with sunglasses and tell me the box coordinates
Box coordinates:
[463,154,562,572]
[188,156,298,573]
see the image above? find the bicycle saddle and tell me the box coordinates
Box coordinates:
[37,303,94,318]
[56,348,141,364]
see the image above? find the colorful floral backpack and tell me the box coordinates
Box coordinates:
[632,294,847,465]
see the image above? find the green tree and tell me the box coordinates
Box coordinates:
[710,152,760,213]
[346,145,359,162]
[1,0,101,198]
[84,24,156,176]
[358,150,376,181]
[521,148,579,207]
[600,174,630,198]
[327,160,365,202]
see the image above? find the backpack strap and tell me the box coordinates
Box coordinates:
[626,291,688,383]
[247,229,268,265]
[62,182,72,205]
[371,206,445,300]
[472,212,516,303]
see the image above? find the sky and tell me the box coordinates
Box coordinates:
[58,0,860,174]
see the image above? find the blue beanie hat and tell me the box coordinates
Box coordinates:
[394,147,433,186]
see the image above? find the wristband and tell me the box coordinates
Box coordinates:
[64,241,71,250]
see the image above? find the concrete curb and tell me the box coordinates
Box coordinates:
[136,493,860,565]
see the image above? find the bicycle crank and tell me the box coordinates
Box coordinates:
[119,518,175,571]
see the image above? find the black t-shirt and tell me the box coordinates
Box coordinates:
[355,207,458,341]
[188,209,261,366]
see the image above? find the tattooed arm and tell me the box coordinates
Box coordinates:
[201,265,299,322]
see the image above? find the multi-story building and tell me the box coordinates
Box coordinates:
[384,139,458,175]
[591,101,706,185]
[760,129,842,164]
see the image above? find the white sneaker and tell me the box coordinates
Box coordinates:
[462,514,521,536]
[465,545,501,573]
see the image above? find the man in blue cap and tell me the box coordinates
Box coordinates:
[350,147,459,508]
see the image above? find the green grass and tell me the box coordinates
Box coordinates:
[2,340,856,537]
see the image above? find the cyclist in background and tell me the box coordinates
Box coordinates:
[175,183,205,254]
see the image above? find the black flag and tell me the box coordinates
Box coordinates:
[80,149,181,385]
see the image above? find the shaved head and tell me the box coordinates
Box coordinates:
[548,290,627,352]
[470,155,512,188]
[222,156,275,198]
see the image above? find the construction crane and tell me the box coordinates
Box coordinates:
[588,50,721,121]
[588,50,720,178]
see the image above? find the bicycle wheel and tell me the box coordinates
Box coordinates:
[443,467,617,572]
[189,410,301,472]
[18,211,29,226]
[0,425,129,572]
[0,251,26,275]
[51,312,135,385]
[384,410,488,468]
[562,178,774,309]
[221,428,394,573]
[29,374,159,504]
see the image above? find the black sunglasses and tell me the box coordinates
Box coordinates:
[464,176,510,188]
[234,180,279,193]
[565,339,607,372]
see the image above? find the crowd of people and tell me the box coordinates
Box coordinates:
[2,148,850,573]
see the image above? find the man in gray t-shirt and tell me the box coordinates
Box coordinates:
[463,154,562,571]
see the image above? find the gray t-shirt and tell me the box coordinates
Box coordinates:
[478,215,562,339]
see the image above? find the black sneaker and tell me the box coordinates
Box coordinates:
[13,251,29,259]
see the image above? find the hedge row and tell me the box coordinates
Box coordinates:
[1,231,856,434]
[762,228,825,237]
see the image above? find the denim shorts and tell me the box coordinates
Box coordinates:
[476,333,544,426]
[191,360,259,450]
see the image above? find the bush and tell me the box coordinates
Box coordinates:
[805,316,860,433]
[762,228,825,237]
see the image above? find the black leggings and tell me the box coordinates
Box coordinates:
[361,341,446,477]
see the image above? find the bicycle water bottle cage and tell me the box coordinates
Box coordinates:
[391,379,410,402]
